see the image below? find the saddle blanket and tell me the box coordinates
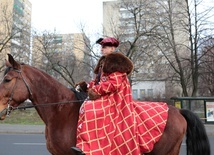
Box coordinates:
[77,101,168,154]
[133,101,168,153]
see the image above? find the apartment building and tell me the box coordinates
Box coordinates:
[0,0,32,65]
[103,0,189,100]
[32,33,91,86]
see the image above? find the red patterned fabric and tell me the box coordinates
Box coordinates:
[76,72,168,155]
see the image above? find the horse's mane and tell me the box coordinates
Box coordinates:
[4,63,67,89]
[31,65,64,85]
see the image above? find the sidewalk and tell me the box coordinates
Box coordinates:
[0,124,213,135]
[0,124,45,134]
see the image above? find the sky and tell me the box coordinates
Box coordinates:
[29,0,213,35]
[29,0,112,34]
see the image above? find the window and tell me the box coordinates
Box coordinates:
[147,89,153,98]
[140,89,145,100]
[132,89,138,100]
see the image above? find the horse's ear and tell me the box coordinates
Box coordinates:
[5,59,12,68]
[7,54,21,70]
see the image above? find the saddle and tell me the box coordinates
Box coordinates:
[70,88,88,104]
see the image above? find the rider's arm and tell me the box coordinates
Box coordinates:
[90,72,126,96]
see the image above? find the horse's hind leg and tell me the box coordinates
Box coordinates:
[145,105,187,155]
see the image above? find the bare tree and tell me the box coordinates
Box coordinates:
[152,0,214,97]
[199,38,214,96]
[0,2,32,72]
[103,0,213,97]
[104,0,164,86]
[31,29,97,87]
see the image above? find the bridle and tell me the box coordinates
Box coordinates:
[1,67,33,117]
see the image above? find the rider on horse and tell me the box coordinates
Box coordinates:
[71,37,168,155]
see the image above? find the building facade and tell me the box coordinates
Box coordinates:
[103,0,189,100]
[32,32,91,86]
[0,0,32,66]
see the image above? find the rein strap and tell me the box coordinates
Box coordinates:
[13,100,84,110]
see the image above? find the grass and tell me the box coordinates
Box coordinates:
[1,109,44,125]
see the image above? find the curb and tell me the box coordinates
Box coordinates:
[0,124,213,135]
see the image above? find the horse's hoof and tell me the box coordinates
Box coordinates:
[71,147,85,155]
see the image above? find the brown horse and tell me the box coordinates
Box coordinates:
[0,54,210,155]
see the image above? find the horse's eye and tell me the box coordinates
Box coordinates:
[3,77,11,83]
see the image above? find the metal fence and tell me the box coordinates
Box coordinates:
[171,97,214,124]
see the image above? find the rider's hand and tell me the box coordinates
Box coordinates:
[88,89,101,100]
[75,81,88,92]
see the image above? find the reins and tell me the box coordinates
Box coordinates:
[0,99,84,119]
[12,100,84,110]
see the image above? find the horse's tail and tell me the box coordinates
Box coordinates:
[180,109,210,155]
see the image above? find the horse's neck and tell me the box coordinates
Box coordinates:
[31,74,72,100]
[28,68,79,126]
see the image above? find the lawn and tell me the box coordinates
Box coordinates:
[1,109,44,125]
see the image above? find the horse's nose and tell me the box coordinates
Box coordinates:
[0,108,7,120]
[0,115,6,120]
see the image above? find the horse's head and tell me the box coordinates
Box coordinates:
[0,54,32,120]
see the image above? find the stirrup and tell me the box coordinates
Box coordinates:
[71,147,85,155]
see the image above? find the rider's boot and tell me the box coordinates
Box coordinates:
[71,146,86,155]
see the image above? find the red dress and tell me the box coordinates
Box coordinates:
[76,71,168,155]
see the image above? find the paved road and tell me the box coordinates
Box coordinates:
[0,133,213,155]
[0,124,213,155]
[0,133,50,155]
